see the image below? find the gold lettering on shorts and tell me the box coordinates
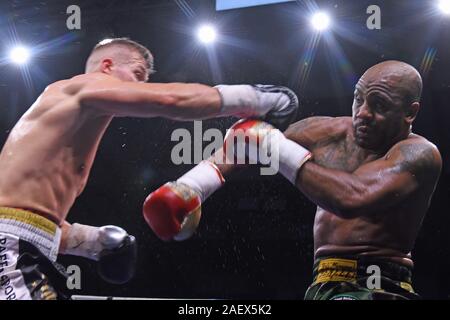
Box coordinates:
[316,258,357,283]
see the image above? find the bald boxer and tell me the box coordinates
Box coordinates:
[0,37,298,300]
[144,61,442,300]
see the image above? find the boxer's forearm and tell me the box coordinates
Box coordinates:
[142,83,222,120]
[80,81,222,120]
[81,79,298,121]
[58,220,72,254]
[207,148,247,180]
[211,162,236,179]
[59,221,101,256]
[59,220,137,282]
[295,161,366,217]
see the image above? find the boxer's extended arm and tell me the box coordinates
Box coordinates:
[79,79,221,120]
[78,76,298,122]
[294,139,442,218]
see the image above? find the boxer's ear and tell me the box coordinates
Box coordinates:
[405,102,419,125]
[100,58,113,75]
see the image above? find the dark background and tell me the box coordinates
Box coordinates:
[0,0,449,299]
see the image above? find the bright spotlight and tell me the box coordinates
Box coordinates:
[439,0,450,14]
[311,12,331,31]
[9,46,31,65]
[197,25,217,44]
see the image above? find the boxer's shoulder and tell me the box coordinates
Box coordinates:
[26,74,120,120]
[388,134,440,159]
[386,134,442,180]
[284,116,350,147]
[44,73,119,97]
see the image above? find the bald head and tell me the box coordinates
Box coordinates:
[361,60,423,106]
[352,61,423,151]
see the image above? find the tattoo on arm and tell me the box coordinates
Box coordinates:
[394,142,441,184]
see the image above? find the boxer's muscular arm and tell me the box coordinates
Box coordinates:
[214,116,338,177]
[295,139,442,217]
[78,77,221,120]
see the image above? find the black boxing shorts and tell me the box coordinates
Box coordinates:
[0,207,69,300]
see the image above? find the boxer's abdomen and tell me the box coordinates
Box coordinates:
[0,85,112,223]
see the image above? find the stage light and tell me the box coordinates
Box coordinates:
[439,0,450,14]
[9,46,31,65]
[197,24,217,44]
[311,12,331,31]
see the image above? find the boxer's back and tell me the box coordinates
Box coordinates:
[0,74,113,223]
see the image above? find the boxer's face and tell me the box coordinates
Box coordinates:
[103,50,148,82]
[352,73,411,152]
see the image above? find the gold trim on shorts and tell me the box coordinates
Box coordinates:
[0,207,57,235]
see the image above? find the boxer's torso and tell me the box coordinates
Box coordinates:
[286,116,438,267]
[0,74,113,224]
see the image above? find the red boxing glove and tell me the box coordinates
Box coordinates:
[143,182,201,241]
[223,118,275,164]
[224,118,312,184]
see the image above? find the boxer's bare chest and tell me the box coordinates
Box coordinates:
[311,134,382,173]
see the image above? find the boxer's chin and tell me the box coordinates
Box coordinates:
[354,133,374,150]
[354,127,374,149]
